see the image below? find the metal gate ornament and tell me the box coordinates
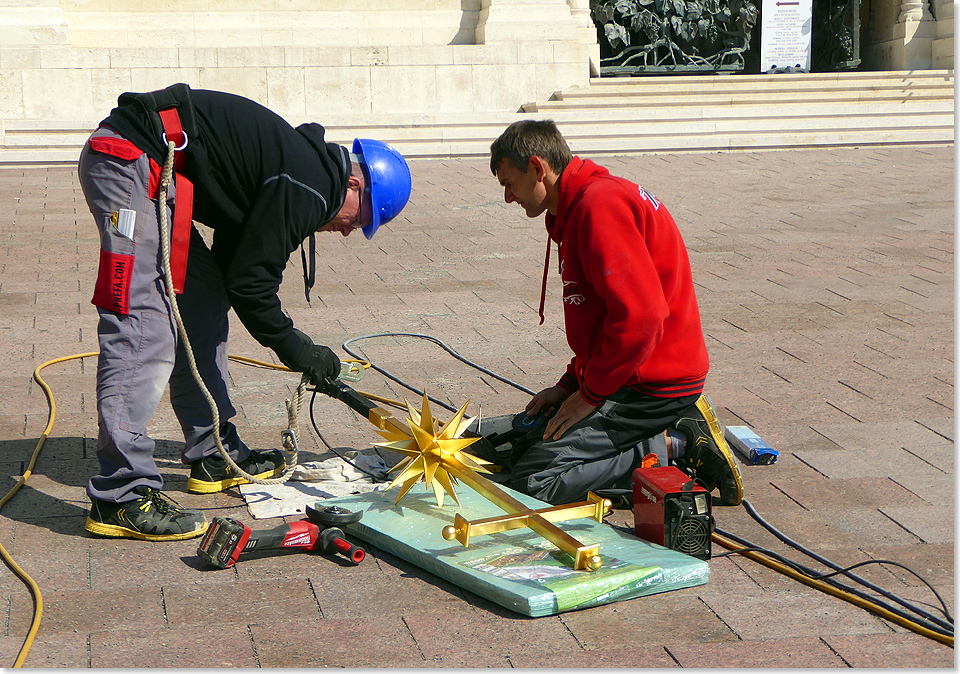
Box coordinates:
[591,0,759,73]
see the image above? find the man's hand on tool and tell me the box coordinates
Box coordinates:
[281,328,341,386]
[526,385,570,418]
[541,391,598,442]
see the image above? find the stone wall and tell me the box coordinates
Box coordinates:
[930,0,954,69]
[862,0,952,69]
[1,0,599,129]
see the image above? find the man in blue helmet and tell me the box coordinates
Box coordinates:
[77,83,412,541]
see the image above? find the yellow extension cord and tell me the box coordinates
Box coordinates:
[5,353,950,666]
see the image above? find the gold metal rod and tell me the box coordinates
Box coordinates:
[441,456,606,570]
[452,499,607,535]
[369,408,405,432]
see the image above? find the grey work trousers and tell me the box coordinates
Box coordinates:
[471,390,698,505]
[79,128,251,503]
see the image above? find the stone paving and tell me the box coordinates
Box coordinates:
[0,144,953,667]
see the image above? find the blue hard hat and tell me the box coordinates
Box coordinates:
[353,138,412,240]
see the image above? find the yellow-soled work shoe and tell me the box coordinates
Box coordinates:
[673,394,744,506]
[85,487,208,541]
[186,449,285,494]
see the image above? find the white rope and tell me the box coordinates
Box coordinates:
[158,140,300,485]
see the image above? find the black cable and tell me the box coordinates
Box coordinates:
[713,527,953,638]
[307,389,388,483]
[813,559,954,620]
[342,333,536,414]
[714,536,953,641]
[714,526,954,638]
[303,330,536,481]
[739,499,954,629]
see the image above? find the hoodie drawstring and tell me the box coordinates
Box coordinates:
[538,236,552,325]
[300,233,316,303]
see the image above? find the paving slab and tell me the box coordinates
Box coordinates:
[8,585,167,637]
[89,624,260,668]
[822,632,955,668]
[509,644,679,668]
[162,578,323,628]
[0,631,90,668]
[0,145,953,667]
[249,617,423,668]
[666,636,847,668]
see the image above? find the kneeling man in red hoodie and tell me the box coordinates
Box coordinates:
[473,120,743,508]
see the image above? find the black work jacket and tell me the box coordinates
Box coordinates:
[101,83,350,364]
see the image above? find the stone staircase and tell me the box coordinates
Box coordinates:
[518,70,955,154]
[0,69,953,165]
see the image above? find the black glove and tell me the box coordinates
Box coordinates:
[280,329,341,386]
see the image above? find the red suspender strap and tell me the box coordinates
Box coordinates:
[157,107,193,295]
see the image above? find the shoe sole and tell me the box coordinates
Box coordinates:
[186,465,285,494]
[85,518,209,542]
[695,395,744,505]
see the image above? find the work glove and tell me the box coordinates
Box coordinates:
[280,328,341,387]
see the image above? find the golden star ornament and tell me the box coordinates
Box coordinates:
[374,393,493,508]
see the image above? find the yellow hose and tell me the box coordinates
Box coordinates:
[711,531,954,647]
[226,355,405,410]
[0,352,97,667]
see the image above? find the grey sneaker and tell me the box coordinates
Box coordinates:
[673,394,744,506]
[85,486,208,541]
[187,448,285,494]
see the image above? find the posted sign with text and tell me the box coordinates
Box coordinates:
[760,0,813,71]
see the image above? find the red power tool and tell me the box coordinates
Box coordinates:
[197,504,365,569]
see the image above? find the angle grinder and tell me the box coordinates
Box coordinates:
[196,504,365,569]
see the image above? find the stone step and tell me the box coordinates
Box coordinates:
[321,102,954,136]
[358,126,955,158]
[1,70,953,164]
[526,71,955,109]
[2,116,953,163]
[317,89,957,154]
[525,88,952,111]
[517,99,955,122]
[5,103,951,142]
[574,69,952,92]
[2,123,951,165]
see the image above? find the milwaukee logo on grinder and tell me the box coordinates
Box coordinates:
[283,533,313,548]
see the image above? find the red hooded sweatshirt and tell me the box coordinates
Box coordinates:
[544,157,709,405]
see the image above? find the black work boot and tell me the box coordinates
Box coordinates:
[85,486,208,541]
[187,449,285,494]
[672,394,744,506]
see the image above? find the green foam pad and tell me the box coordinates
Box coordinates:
[322,484,709,617]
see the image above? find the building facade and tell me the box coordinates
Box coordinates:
[0,0,953,155]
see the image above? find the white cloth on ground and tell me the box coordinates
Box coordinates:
[240,451,390,519]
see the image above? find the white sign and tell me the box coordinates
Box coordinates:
[759,0,813,71]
